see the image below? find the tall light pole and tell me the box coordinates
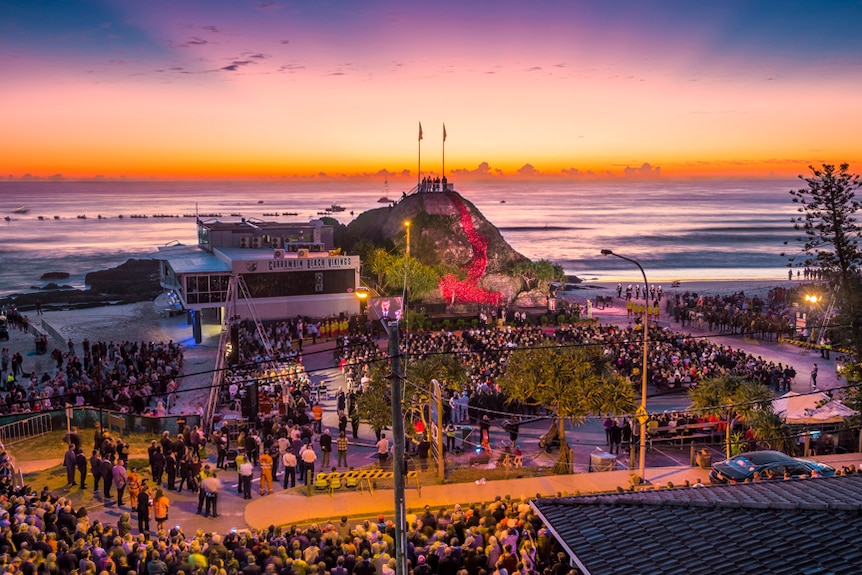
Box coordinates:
[403,220,411,323]
[601,249,649,480]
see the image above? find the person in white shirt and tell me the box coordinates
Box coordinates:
[239,459,254,499]
[376,434,390,467]
[282,451,297,488]
[300,443,317,484]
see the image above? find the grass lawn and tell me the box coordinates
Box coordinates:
[7,428,160,504]
[7,429,157,462]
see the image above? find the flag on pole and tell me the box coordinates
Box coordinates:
[419,122,423,141]
[443,123,447,142]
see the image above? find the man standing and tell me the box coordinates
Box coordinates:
[811,363,819,390]
[165,450,177,492]
[63,445,77,487]
[90,450,102,493]
[259,450,273,495]
[75,448,88,489]
[609,420,622,455]
[312,403,323,434]
[202,468,221,518]
[336,431,348,468]
[239,457,254,499]
[282,450,297,488]
[127,466,141,508]
[376,433,390,468]
[417,436,431,472]
[101,454,114,500]
[151,446,166,486]
[113,459,128,506]
[319,429,332,469]
[300,442,317,484]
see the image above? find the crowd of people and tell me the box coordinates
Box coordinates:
[0,449,579,575]
[0,327,186,417]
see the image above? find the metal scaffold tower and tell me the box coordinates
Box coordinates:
[202,275,294,431]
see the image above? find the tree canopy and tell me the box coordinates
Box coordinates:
[497,344,636,472]
[688,373,778,458]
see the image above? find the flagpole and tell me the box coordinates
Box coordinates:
[442,123,446,178]
[418,122,423,190]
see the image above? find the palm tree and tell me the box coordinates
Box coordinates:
[688,373,774,458]
[498,345,636,474]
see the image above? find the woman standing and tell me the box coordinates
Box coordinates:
[152,488,170,533]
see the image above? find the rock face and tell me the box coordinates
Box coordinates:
[40,271,70,280]
[85,259,161,296]
[2,259,162,311]
[348,191,529,274]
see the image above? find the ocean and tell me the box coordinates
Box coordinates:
[0,178,803,297]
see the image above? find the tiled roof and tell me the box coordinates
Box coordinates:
[532,475,862,575]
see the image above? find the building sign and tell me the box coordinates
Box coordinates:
[233,255,358,274]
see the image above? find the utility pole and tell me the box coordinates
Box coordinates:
[386,319,408,575]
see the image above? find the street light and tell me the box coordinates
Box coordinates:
[404,220,411,259]
[601,249,649,481]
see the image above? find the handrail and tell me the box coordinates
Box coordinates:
[0,413,53,445]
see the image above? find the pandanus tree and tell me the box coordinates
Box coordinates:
[404,353,468,435]
[497,344,636,474]
[688,373,776,458]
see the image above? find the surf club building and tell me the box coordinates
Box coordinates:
[156,218,361,324]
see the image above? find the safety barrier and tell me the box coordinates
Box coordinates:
[0,413,53,445]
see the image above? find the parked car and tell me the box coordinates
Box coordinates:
[709,450,835,484]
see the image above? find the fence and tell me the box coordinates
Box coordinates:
[0,408,200,439]
[0,413,53,445]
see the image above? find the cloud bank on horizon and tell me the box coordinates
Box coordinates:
[2,0,861,180]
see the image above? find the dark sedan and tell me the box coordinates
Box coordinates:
[709,450,835,484]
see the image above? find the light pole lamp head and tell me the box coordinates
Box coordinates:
[601,249,613,256]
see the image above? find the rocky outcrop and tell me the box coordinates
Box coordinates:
[2,259,162,312]
[40,271,70,280]
[85,259,161,296]
[347,191,529,275]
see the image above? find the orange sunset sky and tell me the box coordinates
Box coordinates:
[2,1,861,181]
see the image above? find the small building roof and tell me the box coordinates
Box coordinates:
[152,245,232,274]
[532,474,862,575]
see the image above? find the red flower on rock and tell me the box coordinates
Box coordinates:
[438,194,502,305]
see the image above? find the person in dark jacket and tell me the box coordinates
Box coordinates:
[136,479,151,534]
[151,446,166,486]
[609,420,622,455]
[101,455,114,499]
[90,450,102,493]
[75,448,88,489]
[165,452,177,491]
[63,445,77,486]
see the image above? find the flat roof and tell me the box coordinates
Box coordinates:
[215,247,322,261]
[200,219,319,231]
[155,245,232,274]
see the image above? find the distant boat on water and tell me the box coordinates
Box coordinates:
[328,204,346,212]
[378,196,393,203]
[12,206,28,214]
[282,211,298,216]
